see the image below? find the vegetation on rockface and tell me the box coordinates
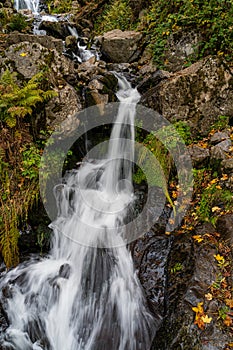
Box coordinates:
[141,0,233,67]
[94,0,135,33]
[45,0,73,14]
[0,8,30,32]
[0,70,57,267]
[95,0,233,68]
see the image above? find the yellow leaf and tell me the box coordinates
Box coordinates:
[214,254,225,263]
[210,179,218,184]
[201,315,212,324]
[212,206,221,212]
[192,302,204,314]
[205,293,213,301]
[165,231,171,235]
[215,185,222,190]
[192,235,204,243]
[20,52,27,57]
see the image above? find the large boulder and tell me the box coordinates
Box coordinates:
[97,29,143,63]
[141,57,233,136]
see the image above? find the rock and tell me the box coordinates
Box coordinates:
[6,33,64,53]
[38,20,70,39]
[188,145,210,167]
[137,70,170,94]
[210,139,231,164]
[164,30,202,72]
[99,29,143,63]
[0,40,82,129]
[216,214,233,246]
[141,57,233,137]
[210,131,230,144]
[45,84,82,128]
[65,35,77,50]
[221,158,233,173]
[59,263,71,279]
[152,224,232,350]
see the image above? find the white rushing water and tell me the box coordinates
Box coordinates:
[0,76,155,350]
[68,26,96,62]
[14,0,40,14]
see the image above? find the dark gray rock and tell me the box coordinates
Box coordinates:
[38,20,70,39]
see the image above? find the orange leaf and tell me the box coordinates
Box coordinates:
[226,299,233,308]
[224,315,232,327]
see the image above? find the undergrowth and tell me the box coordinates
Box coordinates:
[0,70,56,267]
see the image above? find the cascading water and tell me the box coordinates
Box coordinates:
[14,0,40,14]
[67,26,97,63]
[0,75,156,350]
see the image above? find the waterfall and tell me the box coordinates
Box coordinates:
[14,0,40,14]
[0,76,156,350]
[68,26,96,62]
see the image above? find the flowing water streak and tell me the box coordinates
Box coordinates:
[14,0,40,14]
[0,76,155,350]
[67,26,95,62]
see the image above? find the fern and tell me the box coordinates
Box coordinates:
[0,69,57,128]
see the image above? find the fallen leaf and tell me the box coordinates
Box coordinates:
[224,315,232,327]
[226,299,233,308]
[212,206,221,212]
[221,174,228,180]
[192,235,204,243]
[192,302,204,314]
[201,315,212,324]
[210,178,218,184]
[205,293,213,301]
[214,254,225,263]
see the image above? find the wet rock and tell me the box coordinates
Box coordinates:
[141,57,233,137]
[98,29,143,63]
[65,35,77,50]
[59,263,71,279]
[152,223,232,350]
[188,145,210,168]
[39,20,70,39]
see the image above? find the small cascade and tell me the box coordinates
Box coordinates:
[0,75,156,350]
[14,0,40,14]
[68,26,97,62]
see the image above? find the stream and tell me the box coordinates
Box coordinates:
[0,2,159,348]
